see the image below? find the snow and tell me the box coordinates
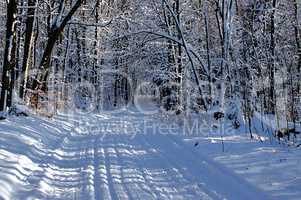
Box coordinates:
[0,107,300,199]
[186,136,301,200]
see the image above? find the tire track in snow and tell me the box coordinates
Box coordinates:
[93,138,102,200]
[103,146,119,200]
[0,112,271,200]
[144,134,270,200]
[136,135,216,200]
[109,136,156,200]
[113,145,139,200]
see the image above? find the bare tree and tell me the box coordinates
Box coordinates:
[31,0,83,92]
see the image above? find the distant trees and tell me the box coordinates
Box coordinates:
[0,0,299,127]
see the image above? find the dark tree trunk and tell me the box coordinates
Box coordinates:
[294,0,301,95]
[268,0,277,113]
[0,0,18,111]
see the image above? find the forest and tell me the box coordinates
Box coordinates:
[0,0,300,199]
[0,0,299,122]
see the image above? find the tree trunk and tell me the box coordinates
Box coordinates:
[0,0,18,111]
[268,0,277,113]
[204,6,212,98]
[19,0,36,99]
[175,0,182,111]
[294,0,301,95]
[31,0,82,92]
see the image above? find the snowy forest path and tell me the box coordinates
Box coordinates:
[0,109,270,200]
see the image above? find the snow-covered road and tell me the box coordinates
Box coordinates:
[0,110,270,200]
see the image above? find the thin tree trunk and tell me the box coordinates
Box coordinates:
[19,0,36,99]
[204,6,212,98]
[294,0,301,95]
[268,0,276,113]
[175,0,182,111]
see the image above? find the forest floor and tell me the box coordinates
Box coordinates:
[0,106,300,200]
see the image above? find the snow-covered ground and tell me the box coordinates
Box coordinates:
[186,136,301,200]
[0,107,300,200]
